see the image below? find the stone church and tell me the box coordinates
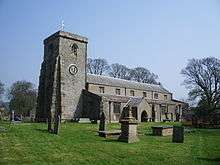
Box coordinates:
[36,31,184,123]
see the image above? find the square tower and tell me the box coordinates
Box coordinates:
[36,31,88,122]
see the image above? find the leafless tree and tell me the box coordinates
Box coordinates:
[0,81,4,101]
[129,67,158,84]
[181,57,220,112]
[87,58,109,75]
[109,63,131,79]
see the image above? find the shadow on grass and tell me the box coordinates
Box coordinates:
[197,157,220,162]
[34,128,48,133]
[144,133,155,136]
[102,138,119,143]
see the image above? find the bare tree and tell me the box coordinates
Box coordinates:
[129,67,158,84]
[181,57,220,112]
[0,81,4,101]
[109,63,131,79]
[87,58,109,75]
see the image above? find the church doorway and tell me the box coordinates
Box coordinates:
[132,107,138,120]
[141,111,148,122]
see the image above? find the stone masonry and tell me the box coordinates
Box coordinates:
[35,30,185,123]
[36,31,88,122]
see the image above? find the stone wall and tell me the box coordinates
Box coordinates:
[88,83,172,101]
[82,90,101,120]
[58,32,87,120]
[36,31,88,121]
[36,35,60,122]
[36,30,183,123]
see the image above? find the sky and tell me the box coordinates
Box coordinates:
[0,0,220,100]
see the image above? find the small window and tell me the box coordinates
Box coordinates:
[130,90,135,96]
[113,102,121,113]
[143,92,147,97]
[99,87,104,93]
[154,93,158,99]
[71,43,78,56]
[116,89,121,95]
[164,95,167,100]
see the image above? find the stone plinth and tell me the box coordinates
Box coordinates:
[152,126,173,136]
[118,105,139,143]
[172,126,184,143]
[118,118,139,143]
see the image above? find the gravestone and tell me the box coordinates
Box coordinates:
[47,116,53,133]
[99,112,106,131]
[118,105,139,143]
[172,126,184,143]
[54,115,61,135]
[11,110,15,122]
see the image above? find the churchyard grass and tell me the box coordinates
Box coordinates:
[0,121,220,165]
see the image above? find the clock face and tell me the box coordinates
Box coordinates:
[69,64,78,75]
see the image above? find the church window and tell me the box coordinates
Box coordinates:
[143,92,147,97]
[113,102,121,114]
[99,87,105,93]
[71,43,79,56]
[154,93,158,99]
[130,90,135,96]
[115,89,121,95]
[164,95,168,100]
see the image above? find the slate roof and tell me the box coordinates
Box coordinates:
[87,74,171,94]
[125,97,143,107]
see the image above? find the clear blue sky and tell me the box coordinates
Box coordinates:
[1,0,220,100]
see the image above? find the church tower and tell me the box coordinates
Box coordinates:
[36,31,88,122]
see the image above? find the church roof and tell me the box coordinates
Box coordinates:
[87,74,171,94]
[125,97,143,107]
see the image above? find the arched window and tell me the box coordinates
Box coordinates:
[71,43,78,56]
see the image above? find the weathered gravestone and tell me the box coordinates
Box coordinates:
[172,126,184,143]
[48,110,61,134]
[47,114,53,133]
[11,110,15,122]
[54,115,61,135]
[118,105,139,143]
[99,112,106,132]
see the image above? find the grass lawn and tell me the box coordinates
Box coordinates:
[0,121,220,165]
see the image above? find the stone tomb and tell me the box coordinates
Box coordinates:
[99,130,121,138]
[152,126,173,136]
[118,105,139,143]
[78,118,91,123]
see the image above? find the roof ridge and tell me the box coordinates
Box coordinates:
[87,73,171,94]
[87,73,161,87]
